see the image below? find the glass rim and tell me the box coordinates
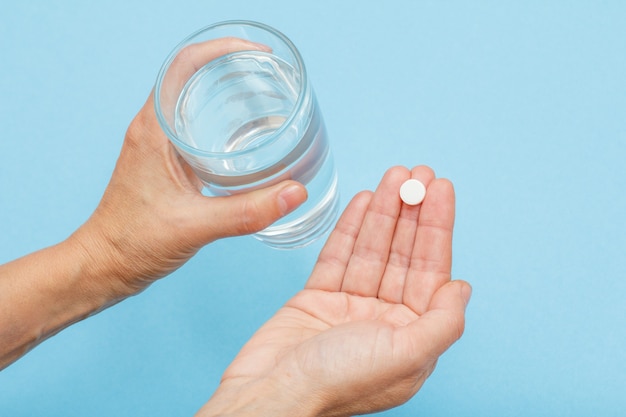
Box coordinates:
[153,20,309,159]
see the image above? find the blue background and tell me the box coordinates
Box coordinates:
[1,1,624,416]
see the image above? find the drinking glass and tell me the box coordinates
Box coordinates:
[154,21,339,249]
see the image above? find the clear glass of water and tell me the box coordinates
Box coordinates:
[154,21,339,249]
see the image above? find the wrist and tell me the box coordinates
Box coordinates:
[195,377,324,417]
[63,229,132,310]
[67,213,148,302]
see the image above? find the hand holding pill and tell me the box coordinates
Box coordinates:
[198,165,471,417]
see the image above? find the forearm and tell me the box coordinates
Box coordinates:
[0,234,125,370]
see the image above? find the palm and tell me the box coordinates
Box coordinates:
[224,289,419,380]
[221,166,469,415]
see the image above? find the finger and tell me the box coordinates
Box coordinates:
[378,166,436,303]
[340,166,410,297]
[188,180,307,242]
[396,280,471,364]
[172,37,271,82]
[403,178,455,315]
[306,191,373,291]
[159,38,271,117]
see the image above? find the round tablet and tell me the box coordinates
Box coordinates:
[399,179,426,205]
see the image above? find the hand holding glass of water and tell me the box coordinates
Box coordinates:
[154,21,339,249]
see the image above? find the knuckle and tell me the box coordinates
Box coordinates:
[238,198,267,235]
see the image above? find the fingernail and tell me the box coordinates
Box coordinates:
[461,282,472,308]
[247,40,272,53]
[278,184,307,216]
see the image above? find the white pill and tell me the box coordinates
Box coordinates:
[399,179,426,205]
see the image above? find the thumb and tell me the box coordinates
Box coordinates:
[197,180,308,240]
